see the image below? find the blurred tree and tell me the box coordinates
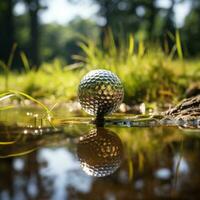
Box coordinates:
[23,0,47,67]
[162,0,176,33]
[1,0,199,70]
[183,0,200,55]
[15,13,30,53]
[96,0,146,37]
[64,18,100,63]
[40,17,99,64]
[160,0,176,51]
[94,0,179,41]
[0,0,47,69]
[0,0,15,63]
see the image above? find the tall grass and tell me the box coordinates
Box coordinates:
[0,43,17,90]
[0,90,52,116]
[0,31,199,106]
[0,59,86,102]
[75,31,194,104]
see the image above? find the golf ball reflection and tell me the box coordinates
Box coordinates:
[77,128,123,177]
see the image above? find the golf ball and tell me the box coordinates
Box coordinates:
[78,69,124,116]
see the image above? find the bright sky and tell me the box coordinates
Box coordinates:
[156,0,191,27]
[40,0,100,24]
[14,0,191,27]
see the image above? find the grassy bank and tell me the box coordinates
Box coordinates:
[0,33,199,106]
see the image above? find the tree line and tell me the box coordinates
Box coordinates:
[0,0,200,70]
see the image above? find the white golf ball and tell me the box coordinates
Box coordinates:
[78,69,124,116]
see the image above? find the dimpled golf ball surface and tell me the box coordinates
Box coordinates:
[78,69,124,116]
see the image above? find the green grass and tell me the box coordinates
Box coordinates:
[0,60,84,101]
[0,32,199,107]
[0,90,51,113]
[75,31,200,104]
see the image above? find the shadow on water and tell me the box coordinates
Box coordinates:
[0,109,200,199]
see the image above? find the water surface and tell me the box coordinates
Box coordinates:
[0,108,200,200]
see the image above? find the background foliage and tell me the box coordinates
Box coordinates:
[0,0,200,105]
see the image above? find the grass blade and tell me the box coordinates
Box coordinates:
[0,141,17,145]
[128,34,134,56]
[138,39,145,57]
[20,51,30,72]
[7,43,17,69]
[0,105,15,111]
[139,152,144,172]
[176,30,183,59]
[0,60,9,90]
[0,60,7,71]
[128,158,134,181]
[0,94,15,102]
[0,91,52,117]
[0,148,37,158]
[8,90,51,115]
[167,31,175,41]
